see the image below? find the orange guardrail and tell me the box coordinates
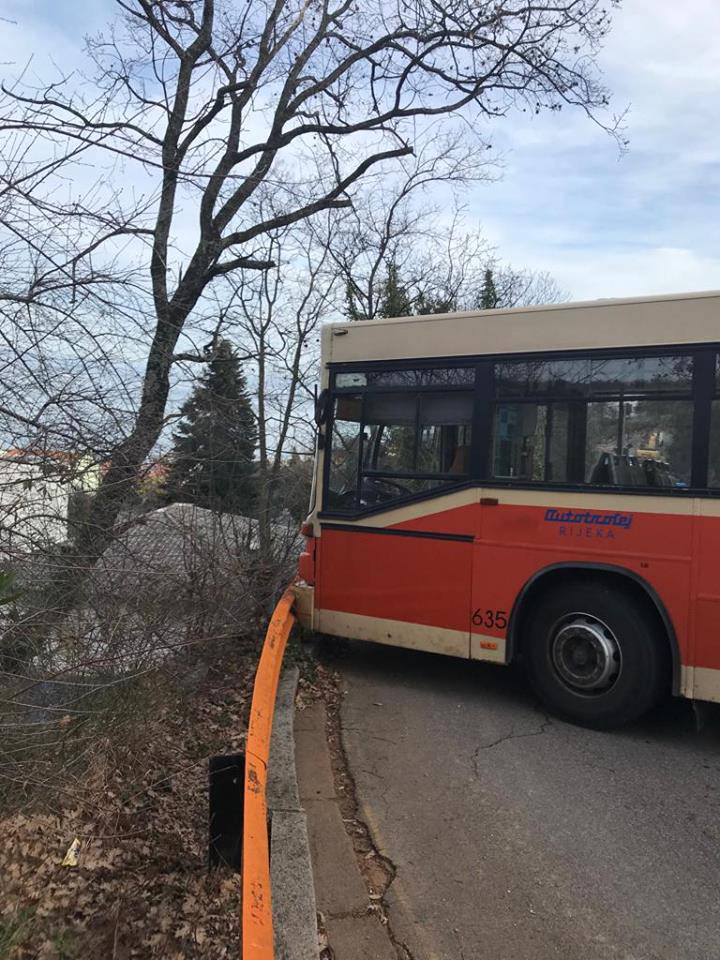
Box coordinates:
[242,587,297,959]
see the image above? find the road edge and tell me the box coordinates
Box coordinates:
[268,666,320,960]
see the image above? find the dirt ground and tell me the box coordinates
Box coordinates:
[0,638,319,960]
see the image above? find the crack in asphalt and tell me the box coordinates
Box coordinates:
[323,681,417,960]
[472,718,554,777]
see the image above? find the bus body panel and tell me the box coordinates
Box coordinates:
[325,290,720,365]
[339,489,480,535]
[316,525,473,656]
[312,497,694,672]
[473,491,693,664]
[309,494,720,703]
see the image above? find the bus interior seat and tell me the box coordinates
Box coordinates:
[644,459,673,487]
[589,452,660,488]
[589,452,612,485]
[626,456,647,485]
[448,444,471,475]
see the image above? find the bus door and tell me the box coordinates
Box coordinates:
[317,385,477,657]
[317,517,474,657]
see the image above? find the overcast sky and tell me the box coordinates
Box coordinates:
[3,1,720,303]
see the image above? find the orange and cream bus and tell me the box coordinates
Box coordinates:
[296,290,720,727]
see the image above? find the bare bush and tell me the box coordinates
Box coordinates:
[0,500,301,814]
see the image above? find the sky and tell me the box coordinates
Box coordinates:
[2,1,720,303]
[473,1,720,299]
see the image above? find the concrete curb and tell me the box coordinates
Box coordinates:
[268,666,319,960]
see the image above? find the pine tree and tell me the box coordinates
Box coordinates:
[378,260,413,318]
[479,268,499,310]
[166,339,257,513]
[345,281,366,321]
[415,291,455,315]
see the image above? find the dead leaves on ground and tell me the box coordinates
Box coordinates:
[0,647,256,959]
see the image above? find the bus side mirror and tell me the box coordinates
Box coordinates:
[315,388,331,428]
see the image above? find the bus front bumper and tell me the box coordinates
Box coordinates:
[293,582,315,630]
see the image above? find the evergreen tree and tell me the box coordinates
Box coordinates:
[347,260,456,322]
[166,339,257,513]
[378,260,413,318]
[479,268,499,310]
[345,281,366,321]
[415,291,455,315]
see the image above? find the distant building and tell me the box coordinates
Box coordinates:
[0,449,101,553]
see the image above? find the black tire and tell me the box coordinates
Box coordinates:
[523,578,668,729]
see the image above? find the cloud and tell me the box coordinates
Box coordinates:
[529,245,720,301]
[466,2,720,300]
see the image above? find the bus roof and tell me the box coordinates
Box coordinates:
[324,289,720,366]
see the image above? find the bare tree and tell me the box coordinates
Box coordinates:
[327,167,569,321]
[324,134,499,320]
[491,267,568,309]
[227,216,336,554]
[0,0,619,591]
[219,159,568,567]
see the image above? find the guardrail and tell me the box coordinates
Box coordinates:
[242,587,297,960]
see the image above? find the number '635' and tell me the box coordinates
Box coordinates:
[472,609,507,630]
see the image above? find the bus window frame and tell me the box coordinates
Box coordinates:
[319,343,720,520]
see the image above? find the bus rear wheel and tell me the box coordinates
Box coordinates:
[523,579,668,729]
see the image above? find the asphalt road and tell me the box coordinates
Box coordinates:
[321,639,720,960]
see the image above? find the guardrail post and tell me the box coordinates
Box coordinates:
[208,752,245,870]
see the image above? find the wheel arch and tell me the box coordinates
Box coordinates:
[506,562,681,695]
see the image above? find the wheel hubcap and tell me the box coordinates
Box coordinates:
[550,614,621,693]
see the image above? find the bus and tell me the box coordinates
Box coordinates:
[295,290,720,728]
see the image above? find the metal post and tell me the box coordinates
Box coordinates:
[209,753,245,870]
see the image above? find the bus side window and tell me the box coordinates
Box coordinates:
[358,391,473,506]
[710,401,720,487]
[492,402,570,482]
[492,353,694,489]
[418,393,473,474]
[363,393,417,474]
[362,391,473,480]
[326,395,362,509]
[586,399,693,488]
[708,355,720,488]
